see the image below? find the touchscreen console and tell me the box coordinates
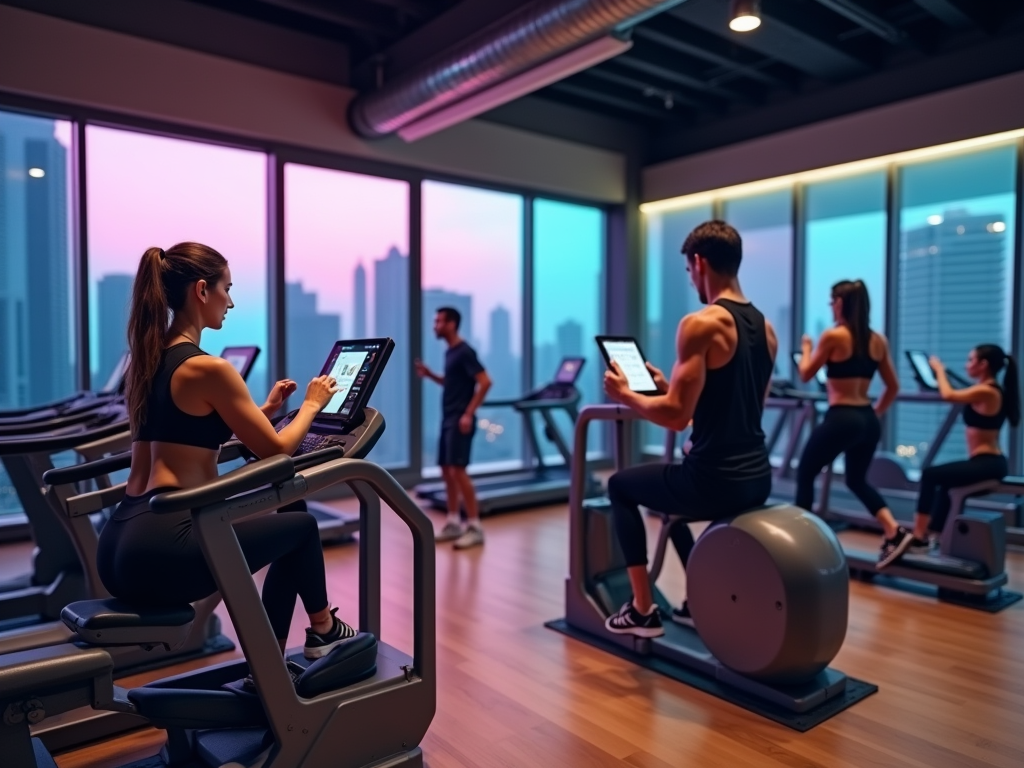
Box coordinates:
[791,352,828,387]
[221,346,261,382]
[906,350,939,391]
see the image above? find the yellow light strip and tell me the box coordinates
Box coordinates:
[640,127,1024,215]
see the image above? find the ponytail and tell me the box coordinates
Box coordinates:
[832,279,872,357]
[125,242,227,434]
[974,343,1020,428]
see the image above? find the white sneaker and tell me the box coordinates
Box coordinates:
[453,526,485,550]
[435,521,464,543]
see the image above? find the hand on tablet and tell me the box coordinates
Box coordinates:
[646,362,668,393]
[603,361,631,403]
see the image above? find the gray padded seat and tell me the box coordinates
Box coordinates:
[61,598,195,650]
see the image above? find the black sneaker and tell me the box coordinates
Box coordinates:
[877,527,914,570]
[304,607,358,659]
[671,601,695,628]
[241,659,305,694]
[604,601,664,638]
[908,536,933,554]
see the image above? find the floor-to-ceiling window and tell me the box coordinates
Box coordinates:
[421,181,524,471]
[642,203,712,453]
[284,164,410,467]
[86,126,269,399]
[894,145,1018,468]
[533,198,605,458]
[0,110,76,515]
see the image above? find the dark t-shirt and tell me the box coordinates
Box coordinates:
[443,341,485,423]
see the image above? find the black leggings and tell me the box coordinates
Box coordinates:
[796,405,888,516]
[608,462,772,569]
[917,454,1008,534]
[97,488,328,640]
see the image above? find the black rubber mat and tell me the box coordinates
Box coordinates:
[545,619,878,732]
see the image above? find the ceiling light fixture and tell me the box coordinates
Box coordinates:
[397,35,633,143]
[28,167,45,178]
[729,0,762,32]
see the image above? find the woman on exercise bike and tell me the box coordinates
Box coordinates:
[910,345,1021,550]
[98,242,355,663]
[796,279,907,568]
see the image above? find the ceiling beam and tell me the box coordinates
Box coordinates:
[811,0,905,44]
[668,0,871,80]
[616,48,746,101]
[912,0,976,28]
[254,0,398,36]
[549,82,679,120]
[362,0,435,18]
[633,26,789,89]
[583,67,707,109]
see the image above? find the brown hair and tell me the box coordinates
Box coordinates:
[832,280,871,359]
[681,220,743,277]
[126,242,227,434]
[975,344,1021,427]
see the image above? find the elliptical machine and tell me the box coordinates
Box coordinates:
[549,404,875,729]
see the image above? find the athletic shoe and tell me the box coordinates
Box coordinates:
[604,601,664,638]
[877,527,914,570]
[908,536,934,554]
[670,601,695,628]
[435,521,464,542]
[241,659,305,694]
[453,526,485,550]
[303,607,358,659]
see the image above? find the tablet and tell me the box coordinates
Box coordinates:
[318,338,394,422]
[595,336,660,395]
[906,350,939,391]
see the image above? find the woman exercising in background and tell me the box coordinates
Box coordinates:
[796,280,908,568]
[910,346,1021,550]
[97,241,355,664]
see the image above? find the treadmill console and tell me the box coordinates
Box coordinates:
[527,357,586,402]
[275,338,394,456]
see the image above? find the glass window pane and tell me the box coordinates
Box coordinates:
[533,199,605,458]
[895,146,1017,468]
[642,204,712,453]
[86,126,268,399]
[0,111,76,516]
[422,181,523,472]
[284,164,410,468]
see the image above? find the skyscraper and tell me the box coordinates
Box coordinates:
[0,113,73,410]
[96,274,133,386]
[896,209,1007,464]
[353,262,366,339]
[373,247,409,466]
[285,282,340,405]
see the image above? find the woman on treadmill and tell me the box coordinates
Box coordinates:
[98,242,355,663]
[910,345,1020,550]
[796,280,908,568]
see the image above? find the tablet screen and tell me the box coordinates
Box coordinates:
[598,339,658,393]
[907,350,938,390]
[317,338,393,421]
[554,357,586,385]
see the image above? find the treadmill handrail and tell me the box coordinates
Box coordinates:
[44,451,133,486]
[0,418,129,456]
[150,455,296,514]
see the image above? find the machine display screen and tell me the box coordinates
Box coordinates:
[101,352,130,394]
[791,352,827,386]
[554,357,586,385]
[221,346,261,382]
[596,336,659,395]
[906,350,939,390]
[317,338,394,421]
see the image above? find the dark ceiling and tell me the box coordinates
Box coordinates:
[8,0,1024,163]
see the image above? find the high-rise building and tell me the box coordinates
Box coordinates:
[896,209,1007,465]
[353,262,366,339]
[0,113,73,411]
[373,247,409,466]
[285,282,340,404]
[96,274,133,386]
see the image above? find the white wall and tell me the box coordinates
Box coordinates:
[644,69,1024,203]
[0,4,626,203]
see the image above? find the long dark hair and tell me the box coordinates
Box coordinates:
[832,280,871,358]
[126,242,227,434]
[975,343,1021,427]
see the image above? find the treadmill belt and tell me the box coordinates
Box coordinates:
[545,620,877,732]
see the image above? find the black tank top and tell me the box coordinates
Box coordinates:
[686,299,773,481]
[963,383,1005,430]
[134,343,233,450]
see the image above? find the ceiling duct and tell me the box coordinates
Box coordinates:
[349,0,690,139]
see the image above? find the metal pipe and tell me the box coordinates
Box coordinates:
[349,0,689,138]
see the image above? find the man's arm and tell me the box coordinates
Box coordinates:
[615,314,711,432]
[464,371,492,417]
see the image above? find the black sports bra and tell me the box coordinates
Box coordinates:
[826,348,879,380]
[963,384,1005,430]
[134,343,233,450]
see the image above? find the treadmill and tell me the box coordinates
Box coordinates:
[415,357,599,514]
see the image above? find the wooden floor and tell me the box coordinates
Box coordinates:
[4,500,1023,768]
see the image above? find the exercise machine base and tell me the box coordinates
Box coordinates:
[850,570,1023,612]
[545,619,877,732]
[309,501,358,545]
[115,742,424,768]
